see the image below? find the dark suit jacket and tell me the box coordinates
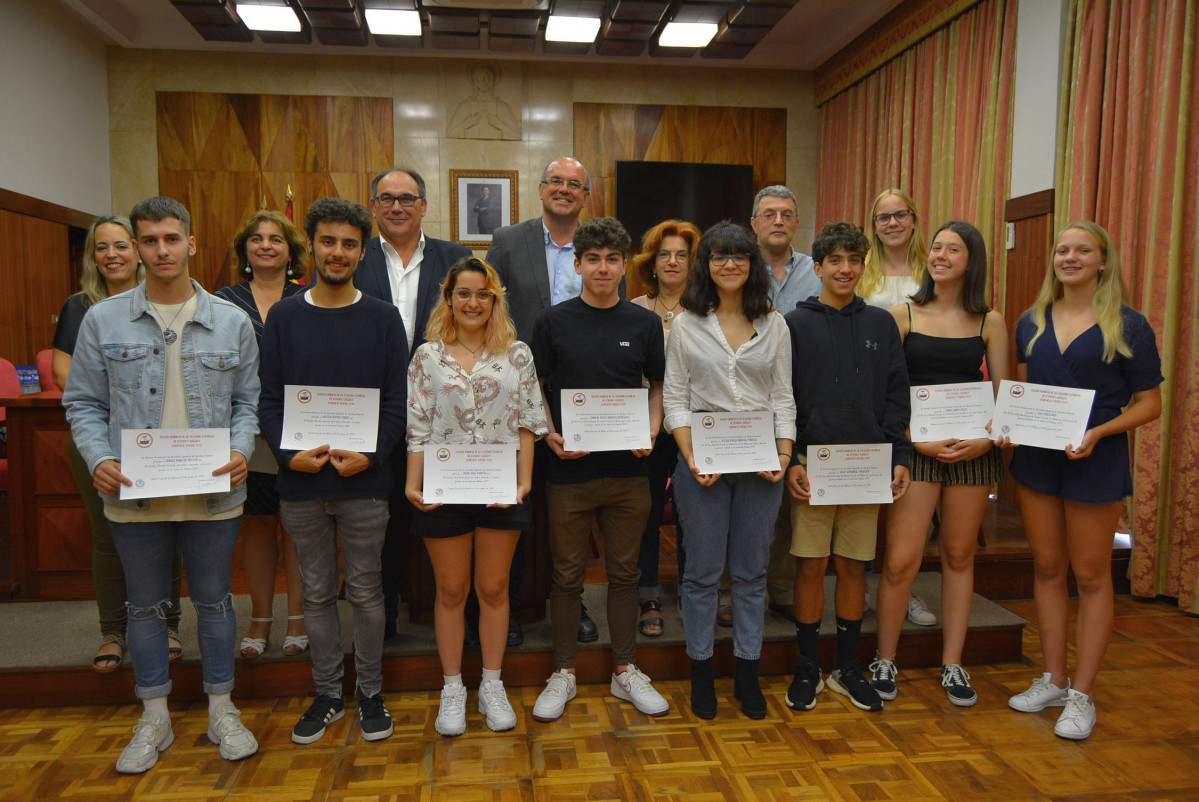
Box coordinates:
[486,217,550,344]
[354,234,472,356]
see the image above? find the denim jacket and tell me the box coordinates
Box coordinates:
[63,279,261,515]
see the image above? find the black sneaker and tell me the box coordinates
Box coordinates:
[941,664,978,707]
[869,657,899,701]
[784,655,824,711]
[291,693,345,744]
[356,690,393,741]
[828,659,883,712]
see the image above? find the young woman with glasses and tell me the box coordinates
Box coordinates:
[405,256,548,737]
[663,221,795,720]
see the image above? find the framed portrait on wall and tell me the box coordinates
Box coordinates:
[450,170,517,248]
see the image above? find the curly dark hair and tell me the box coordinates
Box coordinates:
[572,216,631,256]
[811,221,870,265]
[303,197,373,245]
[681,220,772,319]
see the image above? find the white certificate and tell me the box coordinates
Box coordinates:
[992,380,1095,451]
[281,385,379,452]
[690,411,776,474]
[119,428,231,500]
[806,444,893,506]
[423,444,517,505]
[560,388,650,452]
[909,381,995,442]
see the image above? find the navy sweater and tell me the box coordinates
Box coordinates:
[784,295,912,469]
[259,292,409,501]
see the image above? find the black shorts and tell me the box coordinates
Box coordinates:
[413,502,532,539]
[244,470,280,516]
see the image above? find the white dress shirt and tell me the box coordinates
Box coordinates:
[662,309,796,440]
[381,233,426,349]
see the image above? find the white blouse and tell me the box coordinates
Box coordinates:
[662,309,796,440]
[406,339,549,451]
[863,274,921,310]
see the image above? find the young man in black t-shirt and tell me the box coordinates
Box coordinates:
[529,217,670,722]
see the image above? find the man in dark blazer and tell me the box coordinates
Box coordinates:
[355,166,471,639]
[356,167,472,355]
[485,156,599,645]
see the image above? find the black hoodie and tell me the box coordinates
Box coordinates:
[784,295,911,469]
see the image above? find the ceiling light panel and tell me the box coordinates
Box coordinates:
[235,3,302,32]
[365,8,420,35]
[659,21,717,47]
[545,14,601,42]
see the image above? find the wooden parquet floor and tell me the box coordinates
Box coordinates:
[2,596,1198,801]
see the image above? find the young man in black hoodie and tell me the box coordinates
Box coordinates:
[782,222,911,713]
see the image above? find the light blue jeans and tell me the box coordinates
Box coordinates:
[672,457,783,660]
[109,517,242,699]
[281,498,389,698]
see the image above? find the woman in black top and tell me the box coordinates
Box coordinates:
[872,221,1008,706]
[52,215,184,672]
[215,210,310,658]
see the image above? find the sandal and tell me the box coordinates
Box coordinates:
[167,628,184,663]
[93,633,125,673]
[239,617,273,659]
[282,615,309,656]
[639,599,664,638]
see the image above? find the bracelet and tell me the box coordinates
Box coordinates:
[778,452,790,460]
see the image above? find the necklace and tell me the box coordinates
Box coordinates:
[654,295,682,321]
[149,293,193,345]
[455,338,485,358]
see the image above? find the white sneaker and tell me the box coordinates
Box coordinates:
[1054,688,1096,740]
[115,710,174,774]
[478,679,517,732]
[532,669,577,722]
[611,664,669,716]
[435,684,467,736]
[207,702,258,761]
[1008,672,1071,712]
[907,593,937,626]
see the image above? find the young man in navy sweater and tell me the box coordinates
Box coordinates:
[259,198,408,745]
[783,222,911,714]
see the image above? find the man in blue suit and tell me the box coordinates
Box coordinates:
[355,166,472,639]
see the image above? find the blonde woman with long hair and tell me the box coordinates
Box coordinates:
[1004,222,1162,740]
[406,256,548,737]
[860,189,936,628]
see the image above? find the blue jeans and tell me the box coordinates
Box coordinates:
[109,517,242,699]
[281,498,389,698]
[672,457,783,660]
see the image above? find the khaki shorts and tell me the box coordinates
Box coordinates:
[789,499,880,561]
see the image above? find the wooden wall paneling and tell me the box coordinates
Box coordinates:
[261,94,329,173]
[22,215,72,364]
[32,430,75,495]
[0,210,70,364]
[999,189,1055,508]
[325,96,362,174]
[359,97,394,176]
[0,209,25,362]
[37,508,92,571]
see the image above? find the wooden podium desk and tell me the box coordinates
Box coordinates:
[3,393,94,600]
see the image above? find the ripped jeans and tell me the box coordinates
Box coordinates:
[109,517,242,699]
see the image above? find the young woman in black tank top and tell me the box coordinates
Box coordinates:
[870,221,1009,707]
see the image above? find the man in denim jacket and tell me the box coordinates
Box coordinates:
[63,196,261,775]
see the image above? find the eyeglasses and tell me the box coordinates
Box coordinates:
[541,176,588,192]
[710,252,750,267]
[873,209,913,226]
[656,250,690,264]
[452,288,496,303]
[756,210,796,223]
[374,193,424,208]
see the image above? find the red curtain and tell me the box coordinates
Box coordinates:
[1058,0,1199,611]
